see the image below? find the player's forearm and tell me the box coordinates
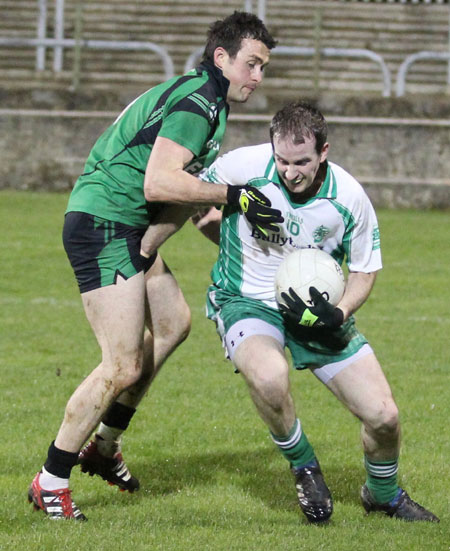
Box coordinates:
[191,207,222,246]
[144,168,228,205]
[338,271,377,320]
[195,218,221,245]
[140,205,195,257]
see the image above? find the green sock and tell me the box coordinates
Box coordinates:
[364,456,399,504]
[271,419,316,467]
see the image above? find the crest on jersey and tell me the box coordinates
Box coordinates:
[208,103,218,123]
[187,93,217,124]
[313,225,330,243]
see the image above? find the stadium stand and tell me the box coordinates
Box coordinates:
[0,0,449,205]
[0,0,449,98]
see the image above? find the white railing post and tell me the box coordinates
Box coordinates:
[53,0,65,72]
[36,0,47,71]
[447,6,450,89]
[257,0,266,22]
[243,0,266,21]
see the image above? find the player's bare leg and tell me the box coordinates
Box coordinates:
[232,334,332,523]
[325,353,439,521]
[233,335,294,433]
[29,272,146,518]
[118,253,191,407]
[79,254,191,491]
[55,272,146,452]
[325,353,400,461]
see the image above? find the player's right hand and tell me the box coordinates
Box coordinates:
[226,185,284,236]
[279,286,344,329]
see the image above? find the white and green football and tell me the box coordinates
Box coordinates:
[275,248,345,308]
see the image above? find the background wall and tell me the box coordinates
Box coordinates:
[0,107,449,207]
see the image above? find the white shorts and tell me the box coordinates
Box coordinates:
[309,343,373,384]
[224,318,373,384]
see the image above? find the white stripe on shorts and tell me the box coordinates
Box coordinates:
[225,318,285,361]
[310,343,373,384]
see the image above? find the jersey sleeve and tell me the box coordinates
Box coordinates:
[158,107,211,157]
[200,146,267,187]
[345,192,382,273]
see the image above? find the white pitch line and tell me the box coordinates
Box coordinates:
[0,296,80,307]
[357,315,448,324]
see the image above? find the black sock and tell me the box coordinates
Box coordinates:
[43,441,79,479]
[102,402,136,431]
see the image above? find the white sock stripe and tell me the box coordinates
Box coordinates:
[368,466,399,477]
[365,461,398,477]
[271,419,302,449]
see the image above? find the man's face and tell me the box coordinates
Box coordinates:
[216,38,270,103]
[272,134,329,195]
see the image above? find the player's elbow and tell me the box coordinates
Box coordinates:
[144,171,167,202]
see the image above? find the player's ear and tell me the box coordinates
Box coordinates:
[320,142,329,163]
[213,47,228,69]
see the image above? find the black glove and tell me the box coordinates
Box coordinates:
[279,286,344,329]
[227,185,284,236]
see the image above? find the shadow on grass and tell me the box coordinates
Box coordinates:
[127,447,366,513]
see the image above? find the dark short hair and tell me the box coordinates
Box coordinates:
[202,11,276,63]
[270,101,328,154]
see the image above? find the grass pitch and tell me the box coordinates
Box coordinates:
[0,191,448,550]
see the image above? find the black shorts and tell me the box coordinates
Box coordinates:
[63,212,156,293]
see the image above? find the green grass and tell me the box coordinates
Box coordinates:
[0,191,448,550]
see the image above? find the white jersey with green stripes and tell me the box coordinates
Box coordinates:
[202,143,382,309]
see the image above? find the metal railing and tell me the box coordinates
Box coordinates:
[2,0,450,98]
[0,37,175,80]
[396,51,450,96]
[184,45,392,97]
[0,0,174,81]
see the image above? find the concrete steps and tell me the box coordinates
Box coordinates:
[0,0,448,97]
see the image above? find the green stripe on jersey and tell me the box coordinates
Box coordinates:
[188,92,210,114]
[247,177,269,189]
[211,208,244,292]
[329,200,356,265]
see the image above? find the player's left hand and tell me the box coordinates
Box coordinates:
[279,286,344,329]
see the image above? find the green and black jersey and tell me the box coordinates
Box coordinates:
[66,63,230,227]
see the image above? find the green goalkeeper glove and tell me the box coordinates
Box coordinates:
[279,286,344,329]
[227,185,284,236]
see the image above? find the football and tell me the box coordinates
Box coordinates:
[275,248,345,307]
